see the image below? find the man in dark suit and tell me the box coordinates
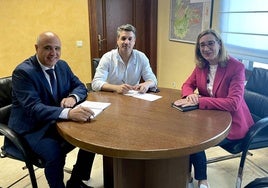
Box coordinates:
[7,31,95,188]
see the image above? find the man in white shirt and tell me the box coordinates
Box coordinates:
[92,24,157,94]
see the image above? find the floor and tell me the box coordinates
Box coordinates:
[0,136,268,188]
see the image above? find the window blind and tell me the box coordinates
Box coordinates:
[219,0,268,64]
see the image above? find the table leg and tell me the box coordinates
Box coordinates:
[103,156,189,188]
[103,156,114,187]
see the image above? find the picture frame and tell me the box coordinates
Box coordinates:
[169,0,213,44]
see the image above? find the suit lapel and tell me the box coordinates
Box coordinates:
[32,56,59,103]
[212,66,226,96]
[32,57,52,95]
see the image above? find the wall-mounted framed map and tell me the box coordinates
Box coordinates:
[169,0,213,44]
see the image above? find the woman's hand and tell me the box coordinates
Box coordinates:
[185,94,199,105]
[174,94,199,107]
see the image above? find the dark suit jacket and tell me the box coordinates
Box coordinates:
[8,55,87,149]
[181,56,254,140]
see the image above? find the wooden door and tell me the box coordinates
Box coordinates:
[88,0,158,79]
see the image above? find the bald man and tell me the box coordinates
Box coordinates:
[6,31,95,188]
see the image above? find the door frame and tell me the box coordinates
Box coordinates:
[88,0,158,76]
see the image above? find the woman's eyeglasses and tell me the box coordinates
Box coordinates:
[199,40,217,49]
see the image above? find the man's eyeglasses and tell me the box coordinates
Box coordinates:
[199,40,217,49]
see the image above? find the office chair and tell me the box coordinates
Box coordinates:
[91,58,100,80]
[0,76,45,188]
[207,68,268,188]
[244,177,268,188]
[87,58,100,92]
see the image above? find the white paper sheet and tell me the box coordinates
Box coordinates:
[124,90,162,101]
[76,101,111,119]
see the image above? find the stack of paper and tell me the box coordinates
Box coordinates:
[77,101,111,119]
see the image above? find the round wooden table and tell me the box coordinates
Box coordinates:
[57,88,231,188]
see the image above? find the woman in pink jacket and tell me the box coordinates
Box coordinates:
[173,29,254,188]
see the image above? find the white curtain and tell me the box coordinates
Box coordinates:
[218,0,268,64]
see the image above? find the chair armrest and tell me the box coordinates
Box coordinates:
[244,177,268,188]
[238,117,268,174]
[243,116,268,151]
[0,122,32,161]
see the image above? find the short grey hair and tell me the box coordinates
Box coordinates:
[117,24,136,38]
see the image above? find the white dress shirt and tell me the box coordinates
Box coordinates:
[91,49,157,91]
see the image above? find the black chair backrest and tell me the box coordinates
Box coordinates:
[91,58,100,79]
[245,68,268,122]
[0,77,12,125]
[0,77,12,107]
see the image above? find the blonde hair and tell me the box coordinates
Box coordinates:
[195,29,229,68]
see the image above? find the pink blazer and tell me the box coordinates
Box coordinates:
[181,57,254,140]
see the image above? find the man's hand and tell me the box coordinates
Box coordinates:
[133,80,155,93]
[60,96,77,108]
[68,106,95,122]
[115,84,133,94]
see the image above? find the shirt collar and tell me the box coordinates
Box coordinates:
[36,54,55,71]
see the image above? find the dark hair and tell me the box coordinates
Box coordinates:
[117,24,136,38]
[195,29,229,68]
